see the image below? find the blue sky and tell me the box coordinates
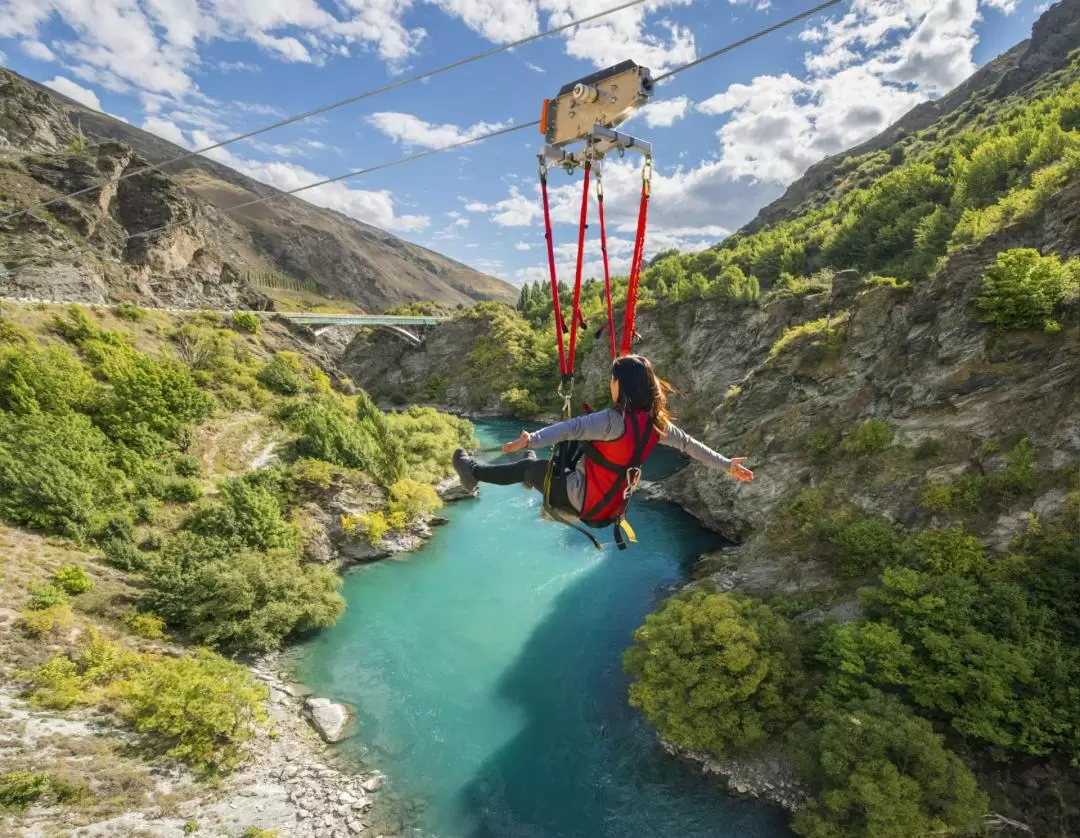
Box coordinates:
[0,0,1052,287]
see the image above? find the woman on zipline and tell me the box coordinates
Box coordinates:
[452,355,753,525]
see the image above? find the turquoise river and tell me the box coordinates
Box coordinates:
[290,420,793,838]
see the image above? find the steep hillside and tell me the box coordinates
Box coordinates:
[741,0,1080,235]
[0,67,515,311]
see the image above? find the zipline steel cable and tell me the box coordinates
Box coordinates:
[17,0,847,241]
[0,0,657,224]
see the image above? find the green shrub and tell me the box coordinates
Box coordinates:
[290,458,335,491]
[843,420,893,456]
[52,564,94,595]
[977,248,1079,331]
[174,455,202,478]
[283,394,405,486]
[124,611,168,639]
[183,478,300,553]
[823,516,901,577]
[921,480,954,512]
[231,311,261,334]
[911,438,942,460]
[103,538,148,572]
[383,405,472,483]
[388,478,443,521]
[115,303,147,322]
[0,771,51,811]
[793,692,987,838]
[0,343,96,415]
[0,411,121,540]
[806,428,838,458]
[145,532,344,653]
[159,478,203,503]
[17,603,75,638]
[850,567,1080,761]
[28,583,70,610]
[94,354,215,453]
[623,590,806,758]
[256,353,303,395]
[901,525,988,576]
[109,648,267,773]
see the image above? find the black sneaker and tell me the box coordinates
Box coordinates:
[452,448,478,493]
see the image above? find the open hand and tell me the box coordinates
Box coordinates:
[503,431,529,454]
[726,457,754,482]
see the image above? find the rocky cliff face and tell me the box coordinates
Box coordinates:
[0,67,515,311]
[6,68,515,311]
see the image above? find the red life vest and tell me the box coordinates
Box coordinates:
[578,409,659,528]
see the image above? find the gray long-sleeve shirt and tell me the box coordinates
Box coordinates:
[525,408,733,512]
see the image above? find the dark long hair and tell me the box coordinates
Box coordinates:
[611,355,674,431]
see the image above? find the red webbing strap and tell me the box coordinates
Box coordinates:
[596,169,616,360]
[619,159,652,358]
[566,162,591,376]
[540,165,567,377]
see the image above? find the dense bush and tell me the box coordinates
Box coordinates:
[231,311,261,334]
[387,478,443,520]
[843,419,894,456]
[977,248,1079,331]
[52,564,94,595]
[0,344,95,415]
[822,515,900,577]
[145,536,343,652]
[383,406,475,483]
[900,525,988,576]
[114,302,147,322]
[183,477,300,553]
[623,590,806,758]
[0,771,51,811]
[93,353,215,453]
[256,352,303,395]
[23,636,267,773]
[27,583,70,610]
[793,692,987,838]
[826,567,1080,762]
[284,394,405,486]
[0,411,121,540]
[109,649,268,773]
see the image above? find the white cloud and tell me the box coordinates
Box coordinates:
[464,186,540,227]
[142,115,189,146]
[515,241,533,250]
[367,112,513,149]
[639,96,689,128]
[427,0,538,42]
[695,0,1012,186]
[188,130,429,232]
[540,0,697,75]
[525,61,546,73]
[43,76,102,111]
[20,40,56,61]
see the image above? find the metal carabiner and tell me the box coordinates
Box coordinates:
[623,467,642,499]
[641,155,653,198]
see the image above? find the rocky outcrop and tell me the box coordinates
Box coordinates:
[6,66,516,312]
[303,697,352,743]
[662,741,808,814]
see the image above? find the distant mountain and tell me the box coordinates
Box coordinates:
[0,67,515,311]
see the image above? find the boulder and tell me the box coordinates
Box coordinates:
[303,697,352,743]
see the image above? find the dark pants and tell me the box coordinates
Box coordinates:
[473,457,576,514]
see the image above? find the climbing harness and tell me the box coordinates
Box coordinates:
[535,60,656,550]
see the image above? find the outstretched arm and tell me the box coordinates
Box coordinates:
[502,410,623,453]
[661,424,754,482]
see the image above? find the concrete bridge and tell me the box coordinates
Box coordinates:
[282,313,448,345]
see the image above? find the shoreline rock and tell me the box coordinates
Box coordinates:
[303,697,353,743]
[661,740,809,814]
